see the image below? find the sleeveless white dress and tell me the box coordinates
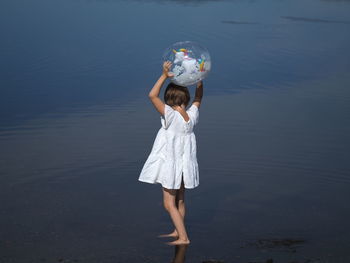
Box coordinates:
[138,104,199,189]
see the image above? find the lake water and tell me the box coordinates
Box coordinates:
[1,0,350,262]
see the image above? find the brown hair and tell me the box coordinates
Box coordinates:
[164,83,190,107]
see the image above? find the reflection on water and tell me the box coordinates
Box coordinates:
[172,245,188,263]
[1,0,350,262]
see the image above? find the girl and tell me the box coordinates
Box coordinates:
[138,61,203,246]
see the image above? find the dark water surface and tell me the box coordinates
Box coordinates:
[1,0,350,262]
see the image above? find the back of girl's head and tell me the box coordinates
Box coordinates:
[164,83,190,107]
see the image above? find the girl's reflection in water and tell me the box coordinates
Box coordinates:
[171,244,188,263]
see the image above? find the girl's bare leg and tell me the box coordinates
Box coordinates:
[161,185,190,245]
[171,180,185,237]
[158,178,185,238]
[177,180,186,218]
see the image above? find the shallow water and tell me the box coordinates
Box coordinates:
[1,0,350,262]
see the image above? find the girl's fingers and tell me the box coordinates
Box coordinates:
[163,61,172,71]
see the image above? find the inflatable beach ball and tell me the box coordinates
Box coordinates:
[163,41,211,86]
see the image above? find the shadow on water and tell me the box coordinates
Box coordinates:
[321,0,350,2]
[90,0,226,4]
[281,16,350,24]
[95,0,350,3]
[163,0,350,3]
[221,20,259,25]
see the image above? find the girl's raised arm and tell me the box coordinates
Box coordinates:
[148,61,173,116]
[192,81,204,108]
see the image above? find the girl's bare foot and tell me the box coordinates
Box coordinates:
[158,230,178,238]
[165,239,190,246]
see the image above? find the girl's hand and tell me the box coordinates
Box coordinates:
[162,61,174,78]
[192,80,203,108]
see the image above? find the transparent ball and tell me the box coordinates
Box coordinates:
[163,41,211,87]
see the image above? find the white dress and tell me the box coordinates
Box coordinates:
[138,104,200,189]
